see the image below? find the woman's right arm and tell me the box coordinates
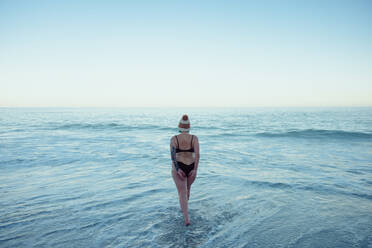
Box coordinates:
[193,136,200,171]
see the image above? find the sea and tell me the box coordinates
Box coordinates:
[0,107,371,248]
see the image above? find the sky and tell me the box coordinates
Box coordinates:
[1,0,371,107]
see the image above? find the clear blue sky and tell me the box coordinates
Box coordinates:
[1,0,371,107]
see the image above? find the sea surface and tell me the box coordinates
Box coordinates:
[0,107,371,248]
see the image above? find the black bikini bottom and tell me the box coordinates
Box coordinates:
[177,161,195,177]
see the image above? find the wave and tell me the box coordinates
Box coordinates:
[51,123,175,132]
[256,129,372,140]
[207,132,243,138]
[243,179,372,200]
[244,180,293,190]
[34,123,372,140]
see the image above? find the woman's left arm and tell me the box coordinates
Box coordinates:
[170,137,179,171]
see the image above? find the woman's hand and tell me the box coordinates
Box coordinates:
[177,169,186,179]
[189,169,197,178]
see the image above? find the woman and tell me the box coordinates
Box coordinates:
[170,114,200,226]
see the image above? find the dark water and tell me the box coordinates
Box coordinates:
[0,107,371,247]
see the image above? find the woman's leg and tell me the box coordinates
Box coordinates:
[172,169,189,225]
[186,172,196,200]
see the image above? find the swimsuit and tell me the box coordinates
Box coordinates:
[175,135,195,177]
[177,162,195,177]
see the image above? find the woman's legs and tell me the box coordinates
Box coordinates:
[187,172,196,200]
[172,169,189,225]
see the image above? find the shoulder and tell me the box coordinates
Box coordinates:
[170,135,178,142]
[191,135,199,142]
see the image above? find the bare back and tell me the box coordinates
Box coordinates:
[172,133,199,166]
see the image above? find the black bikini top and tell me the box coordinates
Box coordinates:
[175,135,194,153]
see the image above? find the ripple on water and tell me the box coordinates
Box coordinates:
[290,229,360,248]
[150,202,241,248]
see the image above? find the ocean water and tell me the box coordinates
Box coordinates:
[0,107,371,248]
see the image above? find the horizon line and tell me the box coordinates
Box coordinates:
[1,105,372,108]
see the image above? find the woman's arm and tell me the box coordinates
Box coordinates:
[170,137,179,171]
[193,136,200,171]
[170,137,186,178]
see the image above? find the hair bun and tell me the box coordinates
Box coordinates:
[182,115,188,121]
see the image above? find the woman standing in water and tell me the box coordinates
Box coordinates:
[170,114,200,226]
